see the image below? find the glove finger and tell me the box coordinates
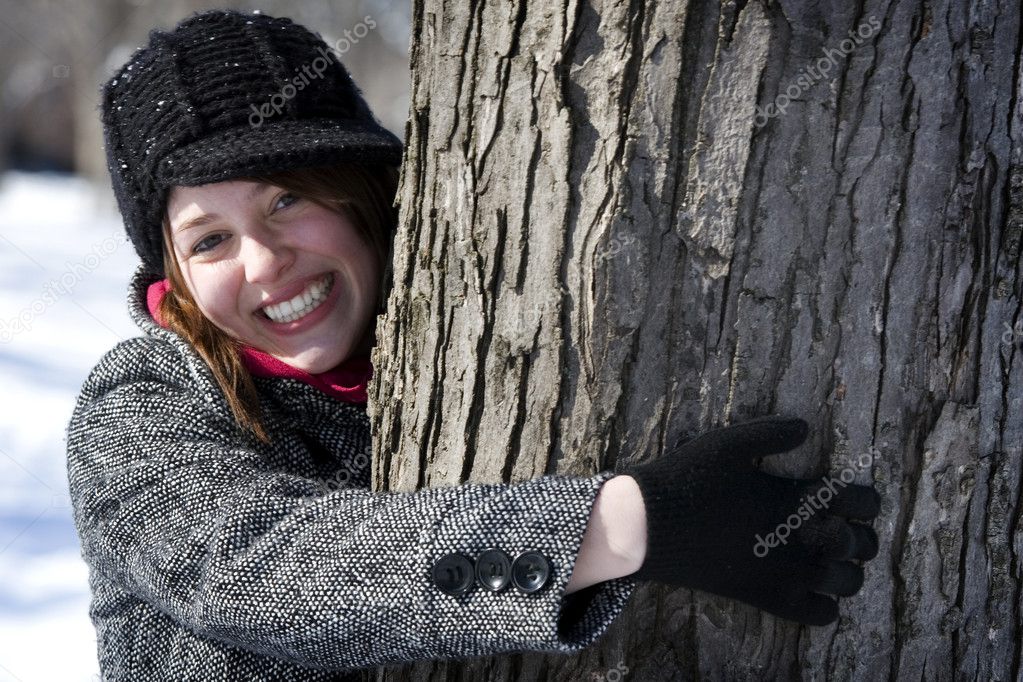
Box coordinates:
[795,516,855,559]
[693,416,809,464]
[758,590,839,626]
[796,517,880,561]
[804,480,881,520]
[807,560,864,597]
[848,523,879,560]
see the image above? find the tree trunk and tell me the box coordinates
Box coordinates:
[368,0,1023,679]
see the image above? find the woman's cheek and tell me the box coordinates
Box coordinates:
[191,280,229,327]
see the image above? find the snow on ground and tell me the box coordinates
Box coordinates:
[0,171,141,682]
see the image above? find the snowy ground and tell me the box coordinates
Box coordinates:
[0,172,141,682]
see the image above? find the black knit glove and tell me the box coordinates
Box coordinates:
[621,416,881,626]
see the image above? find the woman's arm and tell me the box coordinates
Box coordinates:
[66,337,639,674]
[566,474,647,594]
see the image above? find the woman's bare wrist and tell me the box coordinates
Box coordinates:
[565,474,648,594]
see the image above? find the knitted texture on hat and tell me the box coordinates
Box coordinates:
[101,10,403,277]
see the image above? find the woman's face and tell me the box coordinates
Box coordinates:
[166,179,379,373]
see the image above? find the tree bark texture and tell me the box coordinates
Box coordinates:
[368,0,1023,679]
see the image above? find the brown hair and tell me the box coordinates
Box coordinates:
[157,164,399,444]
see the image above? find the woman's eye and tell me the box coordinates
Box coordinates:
[192,233,227,254]
[273,192,300,211]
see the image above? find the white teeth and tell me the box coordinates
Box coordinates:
[261,273,334,323]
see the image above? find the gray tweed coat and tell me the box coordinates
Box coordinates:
[65,266,637,681]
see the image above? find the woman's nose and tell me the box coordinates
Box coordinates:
[240,223,294,283]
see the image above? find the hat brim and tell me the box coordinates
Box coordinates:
[156,117,403,188]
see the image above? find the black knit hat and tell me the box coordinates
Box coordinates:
[101,9,403,277]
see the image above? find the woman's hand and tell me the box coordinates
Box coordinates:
[622,416,881,626]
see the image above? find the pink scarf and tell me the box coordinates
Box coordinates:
[146,279,371,404]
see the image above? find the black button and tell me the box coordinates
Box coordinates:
[511,551,551,593]
[475,549,512,591]
[432,553,474,595]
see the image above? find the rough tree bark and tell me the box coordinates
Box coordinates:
[368,0,1023,679]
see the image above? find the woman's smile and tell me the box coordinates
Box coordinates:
[256,271,340,333]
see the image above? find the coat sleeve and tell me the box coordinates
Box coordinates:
[65,338,637,673]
